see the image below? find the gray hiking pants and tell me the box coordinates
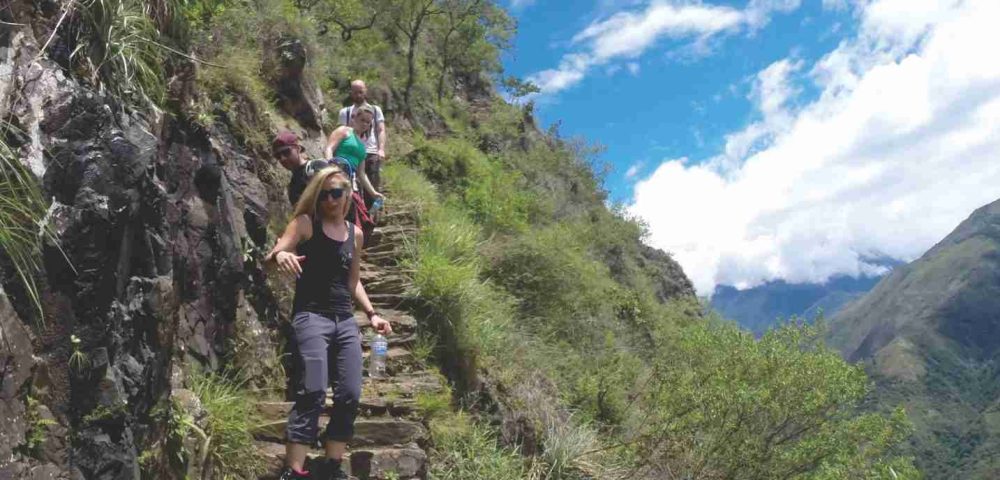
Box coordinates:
[286,311,362,444]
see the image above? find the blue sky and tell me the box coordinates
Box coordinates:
[503,0,854,203]
[499,0,1000,295]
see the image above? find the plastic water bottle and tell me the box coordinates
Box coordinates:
[370,333,388,379]
[370,197,384,214]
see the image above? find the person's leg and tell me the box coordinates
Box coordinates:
[323,314,363,462]
[285,312,336,471]
[363,153,381,210]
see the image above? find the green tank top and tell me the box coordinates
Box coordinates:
[334,130,367,170]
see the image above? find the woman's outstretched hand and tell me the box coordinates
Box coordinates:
[276,251,306,277]
[371,315,392,335]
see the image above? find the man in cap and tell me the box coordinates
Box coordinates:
[273,131,310,206]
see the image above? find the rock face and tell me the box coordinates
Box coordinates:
[1,9,286,478]
[268,36,326,133]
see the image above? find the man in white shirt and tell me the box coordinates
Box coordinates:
[337,80,387,212]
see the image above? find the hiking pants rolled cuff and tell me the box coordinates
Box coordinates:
[285,311,363,445]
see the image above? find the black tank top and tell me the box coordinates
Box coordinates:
[292,219,355,317]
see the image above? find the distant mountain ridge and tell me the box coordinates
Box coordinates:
[828,197,1000,479]
[711,274,885,335]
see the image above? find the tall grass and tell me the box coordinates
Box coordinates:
[74,0,167,105]
[189,373,267,478]
[428,412,529,480]
[0,125,48,319]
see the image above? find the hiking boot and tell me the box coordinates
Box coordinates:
[279,466,311,480]
[322,459,355,480]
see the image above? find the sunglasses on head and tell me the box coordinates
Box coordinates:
[317,187,346,202]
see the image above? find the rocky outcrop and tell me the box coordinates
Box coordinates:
[268,36,326,133]
[1,9,288,478]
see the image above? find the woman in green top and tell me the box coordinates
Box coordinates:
[324,105,383,203]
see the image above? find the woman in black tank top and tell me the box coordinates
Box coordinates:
[265,167,392,480]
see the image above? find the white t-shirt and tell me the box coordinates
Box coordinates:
[338,104,385,154]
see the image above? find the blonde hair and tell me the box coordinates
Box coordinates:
[291,166,352,221]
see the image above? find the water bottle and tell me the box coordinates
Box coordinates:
[370,333,388,379]
[370,197,384,214]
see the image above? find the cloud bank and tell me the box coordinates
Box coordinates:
[629,0,1000,295]
[527,0,800,94]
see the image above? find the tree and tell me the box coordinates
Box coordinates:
[294,0,381,41]
[389,0,443,114]
[626,319,921,479]
[501,75,539,100]
[430,0,513,101]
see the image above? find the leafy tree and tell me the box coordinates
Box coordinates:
[626,319,921,479]
[388,0,443,114]
[293,0,382,40]
[430,0,513,100]
[501,75,539,99]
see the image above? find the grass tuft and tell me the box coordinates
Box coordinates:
[0,123,48,320]
[189,372,267,478]
[428,412,529,480]
[74,0,167,105]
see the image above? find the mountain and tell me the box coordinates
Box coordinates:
[712,275,884,335]
[829,198,1000,479]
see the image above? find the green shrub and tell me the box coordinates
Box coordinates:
[487,222,619,344]
[404,138,535,233]
[626,318,921,479]
[428,412,528,480]
[190,373,266,478]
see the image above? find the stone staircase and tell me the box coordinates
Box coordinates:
[255,202,445,479]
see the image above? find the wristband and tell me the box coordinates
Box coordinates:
[365,309,379,319]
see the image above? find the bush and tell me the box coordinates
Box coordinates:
[190,373,267,478]
[428,412,528,480]
[403,138,536,233]
[626,318,921,479]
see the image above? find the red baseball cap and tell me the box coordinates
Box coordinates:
[272,131,302,152]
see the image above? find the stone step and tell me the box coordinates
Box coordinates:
[350,444,427,480]
[361,332,417,349]
[364,276,410,296]
[362,346,417,375]
[257,372,446,420]
[366,293,410,309]
[256,441,426,480]
[365,240,407,256]
[353,417,428,448]
[363,251,401,268]
[253,415,427,448]
[354,309,417,333]
[379,208,419,224]
[370,225,418,243]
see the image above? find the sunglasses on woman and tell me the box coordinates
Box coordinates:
[318,187,346,202]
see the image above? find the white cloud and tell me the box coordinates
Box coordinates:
[630,0,1000,295]
[509,0,536,10]
[627,62,641,75]
[625,162,644,179]
[528,0,800,94]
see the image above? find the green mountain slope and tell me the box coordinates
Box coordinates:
[829,198,1000,479]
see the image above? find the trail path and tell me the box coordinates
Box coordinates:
[256,197,443,480]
